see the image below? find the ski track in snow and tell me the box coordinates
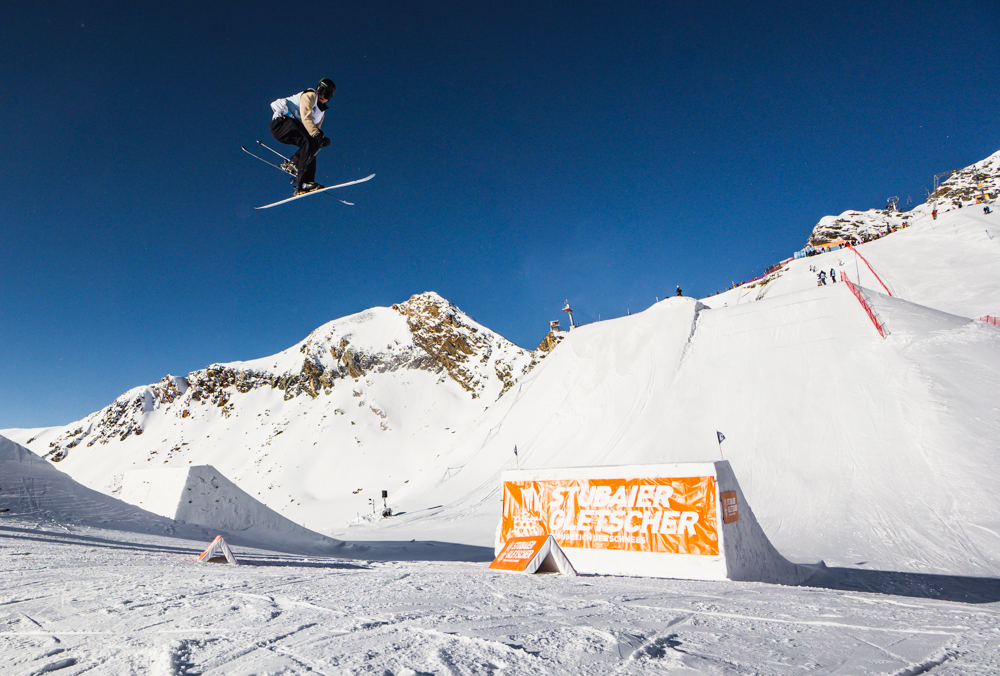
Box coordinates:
[1,522,999,675]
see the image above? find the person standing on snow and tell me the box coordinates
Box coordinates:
[270,78,336,195]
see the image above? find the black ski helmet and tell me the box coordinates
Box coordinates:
[317,78,336,98]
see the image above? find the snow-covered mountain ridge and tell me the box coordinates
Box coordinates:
[807,148,1000,245]
[6,292,550,534]
[35,292,537,464]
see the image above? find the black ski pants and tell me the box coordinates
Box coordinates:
[270,116,321,188]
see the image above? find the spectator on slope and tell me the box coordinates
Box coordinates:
[676,286,683,296]
[830,268,837,283]
[985,205,992,215]
[817,271,827,286]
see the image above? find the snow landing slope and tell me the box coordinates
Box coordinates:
[4,293,538,535]
[716,189,1000,320]
[354,160,1000,578]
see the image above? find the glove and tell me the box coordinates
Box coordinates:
[320,136,332,148]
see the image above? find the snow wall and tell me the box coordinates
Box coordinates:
[121,465,327,540]
[496,461,809,584]
[0,434,204,537]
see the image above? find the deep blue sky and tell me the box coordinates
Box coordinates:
[2,1,997,428]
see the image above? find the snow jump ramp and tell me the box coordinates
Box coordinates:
[120,465,326,542]
[496,460,809,584]
[0,434,200,533]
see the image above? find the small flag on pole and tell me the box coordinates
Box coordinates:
[514,445,519,469]
[717,431,725,444]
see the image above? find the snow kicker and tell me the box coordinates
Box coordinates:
[496,461,811,584]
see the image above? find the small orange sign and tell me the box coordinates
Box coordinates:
[720,490,739,524]
[489,536,548,571]
[501,476,719,556]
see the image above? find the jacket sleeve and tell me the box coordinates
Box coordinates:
[270,97,288,120]
[299,91,323,137]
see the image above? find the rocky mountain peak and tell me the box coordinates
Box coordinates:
[807,149,1000,246]
[928,150,1000,207]
[392,292,531,399]
[38,292,539,463]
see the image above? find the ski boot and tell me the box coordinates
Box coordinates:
[293,182,325,196]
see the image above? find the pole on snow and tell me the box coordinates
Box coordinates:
[562,302,576,329]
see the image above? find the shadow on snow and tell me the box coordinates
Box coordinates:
[0,522,493,565]
[801,565,1000,604]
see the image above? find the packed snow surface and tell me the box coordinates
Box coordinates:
[3,521,1000,675]
[16,433,997,674]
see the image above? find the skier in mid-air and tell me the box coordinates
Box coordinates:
[269,78,336,196]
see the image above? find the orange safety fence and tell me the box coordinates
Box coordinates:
[978,315,999,326]
[842,277,889,339]
[846,244,893,296]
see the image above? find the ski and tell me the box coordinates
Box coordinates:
[254,174,375,209]
[244,142,362,207]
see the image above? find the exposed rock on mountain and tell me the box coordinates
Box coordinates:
[807,209,901,246]
[534,330,565,354]
[807,149,1000,246]
[393,292,527,399]
[39,292,541,464]
[928,151,1000,208]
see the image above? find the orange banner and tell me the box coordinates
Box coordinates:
[502,476,718,555]
[489,536,548,572]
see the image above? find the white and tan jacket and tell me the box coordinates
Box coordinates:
[270,89,325,137]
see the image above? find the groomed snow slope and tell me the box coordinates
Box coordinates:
[704,198,1000,318]
[362,215,1000,578]
[4,529,998,675]
[844,207,1000,319]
